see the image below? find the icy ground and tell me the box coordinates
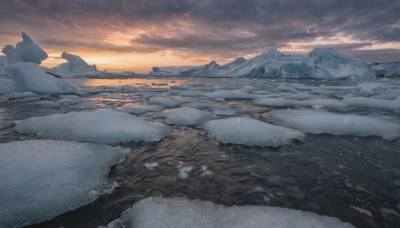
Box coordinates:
[0,77,400,227]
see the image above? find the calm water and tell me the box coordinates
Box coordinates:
[1,77,399,228]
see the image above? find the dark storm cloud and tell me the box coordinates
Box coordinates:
[0,0,399,61]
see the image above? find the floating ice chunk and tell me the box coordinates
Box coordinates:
[2,32,48,64]
[343,96,400,113]
[212,108,237,116]
[149,96,190,107]
[117,104,164,114]
[178,165,193,179]
[102,197,353,228]
[204,89,258,100]
[15,110,171,143]
[180,102,215,109]
[0,140,125,228]
[10,62,80,95]
[266,110,400,140]
[255,97,348,111]
[204,117,304,147]
[144,162,159,171]
[163,107,212,126]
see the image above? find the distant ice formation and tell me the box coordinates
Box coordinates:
[51,51,98,75]
[150,48,373,79]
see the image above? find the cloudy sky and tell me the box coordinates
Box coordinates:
[1,0,399,72]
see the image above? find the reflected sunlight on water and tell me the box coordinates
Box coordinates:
[72,78,187,88]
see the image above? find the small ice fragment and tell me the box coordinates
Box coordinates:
[144,162,159,171]
[178,165,193,179]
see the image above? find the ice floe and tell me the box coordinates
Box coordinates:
[15,110,171,143]
[117,104,164,114]
[266,110,400,140]
[102,197,353,228]
[0,140,125,228]
[204,117,304,146]
[163,107,212,126]
[255,98,348,111]
[343,96,400,113]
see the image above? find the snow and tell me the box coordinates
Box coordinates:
[163,107,212,126]
[2,32,48,64]
[144,162,159,171]
[51,51,98,75]
[343,96,400,113]
[266,109,400,140]
[102,197,354,228]
[204,117,304,147]
[149,48,372,79]
[0,140,125,228]
[10,62,81,95]
[15,110,171,144]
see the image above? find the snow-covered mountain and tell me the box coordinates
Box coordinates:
[51,51,98,76]
[150,48,373,80]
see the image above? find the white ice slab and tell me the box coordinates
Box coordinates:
[0,140,125,228]
[15,110,171,143]
[102,197,354,228]
[204,117,304,146]
[266,109,400,140]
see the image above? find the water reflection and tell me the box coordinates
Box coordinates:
[72,78,186,88]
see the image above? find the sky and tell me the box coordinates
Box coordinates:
[0,0,399,73]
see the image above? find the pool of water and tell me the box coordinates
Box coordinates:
[1,77,399,228]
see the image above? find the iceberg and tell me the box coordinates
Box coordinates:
[149,48,372,79]
[102,197,354,228]
[15,110,171,144]
[51,51,98,75]
[203,117,304,147]
[0,140,125,228]
[10,62,81,94]
[0,55,8,76]
[372,62,400,78]
[2,33,81,95]
[266,109,400,140]
[1,32,48,64]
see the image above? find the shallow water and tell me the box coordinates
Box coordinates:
[1,77,399,228]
